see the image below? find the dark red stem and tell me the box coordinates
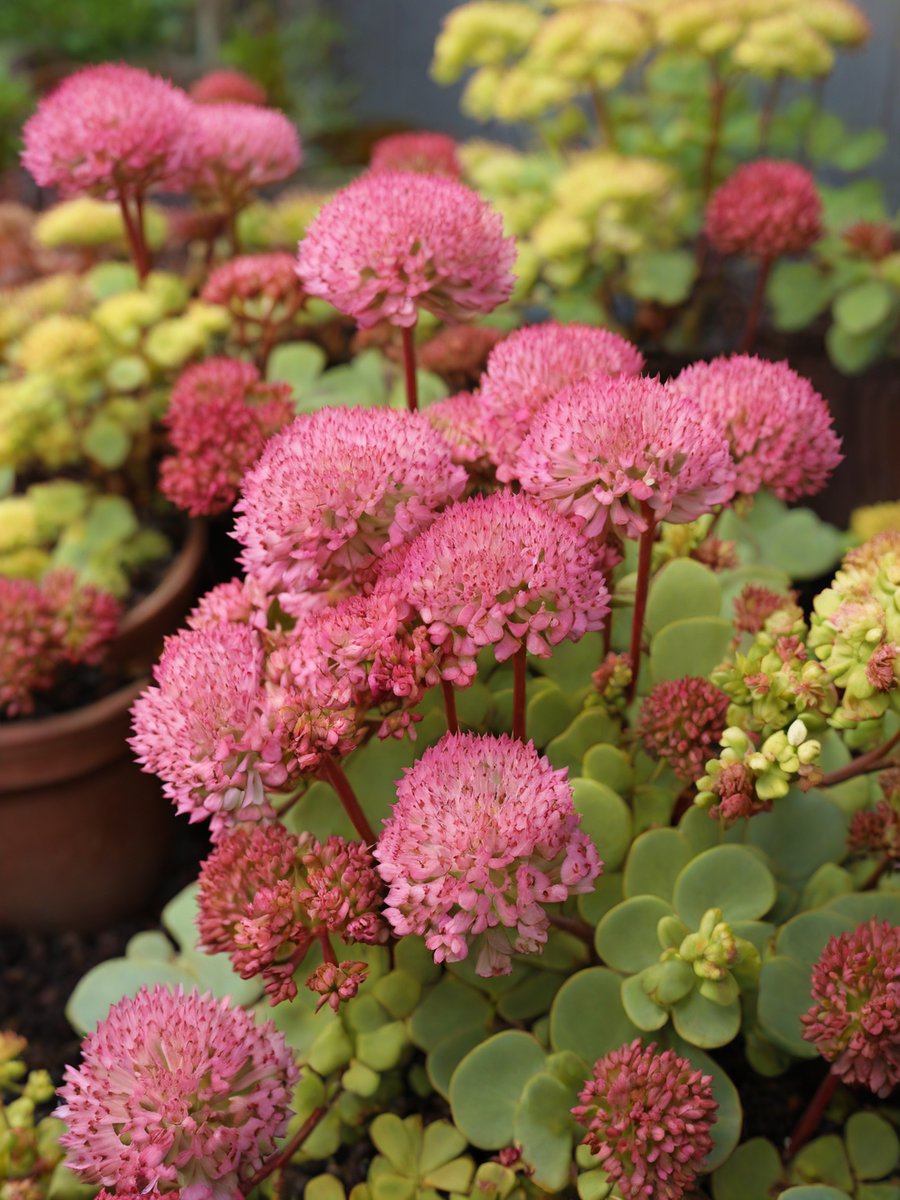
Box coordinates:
[740,256,773,353]
[862,854,892,891]
[225,203,242,255]
[401,323,419,412]
[318,757,377,845]
[244,1104,330,1193]
[548,912,595,947]
[318,931,338,966]
[512,645,527,741]
[785,1070,838,1159]
[116,189,151,281]
[819,730,900,788]
[625,505,655,705]
[442,679,459,734]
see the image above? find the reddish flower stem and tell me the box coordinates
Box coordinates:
[513,645,527,741]
[819,729,900,788]
[318,756,377,845]
[318,930,338,966]
[548,912,595,947]
[442,679,459,734]
[740,256,773,353]
[701,73,727,200]
[244,1103,331,1193]
[625,505,655,706]
[116,189,151,281]
[401,323,419,411]
[862,853,892,891]
[785,1069,838,1160]
[225,203,243,255]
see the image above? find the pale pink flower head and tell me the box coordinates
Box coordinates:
[479,323,645,480]
[572,1039,717,1200]
[399,490,610,683]
[57,985,298,1200]
[129,622,287,835]
[515,374,736,538]
[234,406,467,603]
[161,358,294,517]
[187,576,270,633]
[706,159,822,260]
[22,64,191,199]
[181,103,301,210]
[201,252,303,319]
[370,131,462,178]
[190,69,267,107]
[668,356,842,501]
[801,918,900,1098]
[424,390,493,468]
[376,732,602,976]
[638,677,730,784]
[297,170,516,328]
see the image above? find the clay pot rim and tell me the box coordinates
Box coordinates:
[118,517,206,640]
[0,674,149,751]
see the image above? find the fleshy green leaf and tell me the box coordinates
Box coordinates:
[650,618,733,683]
[550,967,640,1064]
[673,845,776,926]
[624,828,691,901]
[514,1072,579,1191]
[596,895,672,973]
[846,1113,900,1181]
[571,778,633,872]
[449,1031,547,1150]
[645,559,722,637]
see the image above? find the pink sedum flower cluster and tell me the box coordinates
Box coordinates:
[181,103,301,209]
[423,391,493,467]
[802,918,900,1097]
[187,575,271,632]
[479,322,645,479]
[297,170,516,328]
[57,985,298,1200]
[515,375,736,539]
[201,252,303,317]
[369,131,462,178]
[22,64,190,199]
[234,406,467,603]
[706,159,822,261]
[668,356,842,501]
[376,732,602,976]
[399,490,610,682]
[638,677,730,784]
[190,68,267,107]
[573,1039,717,1200]
[160,358,294,517]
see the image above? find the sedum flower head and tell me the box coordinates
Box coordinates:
[376,732,601,975]
[22,64,191,199]
[572,1039,717,1200]
[802,919,900,1098]
[515,374,735,538]
[187,576,270,632]
[706,160,822,260]
[297,170,516,328]
[57,985,298,1200]
[668,356,842,502]
[234,406,467,602]
[847,800,900,863]
[423,390,493,468]
[201,252,303,316]
[306,961,370,1013]
[478,321,645,479]
[190,69,267,107]
[399,490,610,682]
[370,131,462,178]
[638,677,730,783]
[696,724,822,825]
[181,103,301,209]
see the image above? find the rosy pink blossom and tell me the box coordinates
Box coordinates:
[297,170,516,328]
[706,159,822,260]
[201,253,304,322]
[181,103,301,210]
[129,623,287,835]
[399,491,610,683]
[187,576,270,632]
[638,678,730,783]
[424,391,493,467]
[160,358,293,517]
[57,985,298,1200]
[369,131,462,178]
[733,585,799,636]
[234,406,467,603]
[515,375,736,539]
[705,760,772,826]
[847,801,900,863]
[802,918,900,1097]
[376,732,602,975]
[572,1039,717,1200]
[190,69,266,107]
[668,356,842,501]
[306,961,370,1013]
[478,323,645,479]
[22,64,190,199]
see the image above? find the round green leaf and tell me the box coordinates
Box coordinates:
[833,280,894,336]
[674,845,776,926]
[712,1136,782,1200]
[409,977,492,1051]
[846,1113,900,1181]
[571,778,633,872]
[778,1188,852,1199]
[546,710,619,774]
[625,248,697,305]
[449,1031,547,1150]
[757,957,819,1058]
[621,972,669,1031]
[624,828,691,901]
[826,892,900,926]
[645,559,722,637]
[745,790,848,885]
[528,684,580,747]
[768,261,833,332]
[578,871,623,925]
[550,968,640,1064]
[826,323,888,376]
[671,989,741,1049]
[66,959,194,1035]
[582,744,634,797]
[514,1072,579,1192]
[762,510,845,581]
[775,909,855,967]
[650,617,733,683]
[596,895,671,974]
[427,1027,484,1099]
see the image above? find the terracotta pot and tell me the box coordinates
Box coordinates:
[0,520,207,932]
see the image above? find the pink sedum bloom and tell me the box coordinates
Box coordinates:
[57,985,298,1200]
[399,490,609,682]
[22,64,190,199]
[424,391,493,468]
[573,1039,717,1200]
[307,961,370,1012]
[706,159,822,261]
[376,732,602,975]
[802,918,900,1098]
[190,69,266,107]
[129,622,287,835]
[369,131,462,178]
[297,170,516,328]
[187,576,271,632]
[181,103,301,210]
[234,406,467,603]
[202,252,303,313]
[638,677,730,784]
[668,356,842,502]
[515,374,736,538]
[479,322,645,480]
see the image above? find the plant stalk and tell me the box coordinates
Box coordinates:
[512,645,527,741]
[116,189,151,281]
[625,505,655,705]
[740,256,773,353]
[785,1070,838,1159]
[819,729,900,788]
[589,82,618,149]
[401,323,419,412]
[318,757,377,844]
[701,72,727,199]
[244,1104,331,1193]
[442,679,459,734]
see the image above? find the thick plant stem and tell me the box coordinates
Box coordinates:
[512,645,527,741]
[548,912,595,947]
[590,82,618,149]
[244,1103,331,1193]
[863,854,893,891]
[785,1070,838,1159]
[740,256,773,353]
[225,204,242,255]
[819,729,900,788]
[442,679,459,734]
[117,190,150,281]
[401,323,419,412]
[701,73,727,199]
[625,505,655,705]
[319,756,377,845]
[318,930,338,965]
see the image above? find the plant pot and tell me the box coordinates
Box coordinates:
[0,520,208,933]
